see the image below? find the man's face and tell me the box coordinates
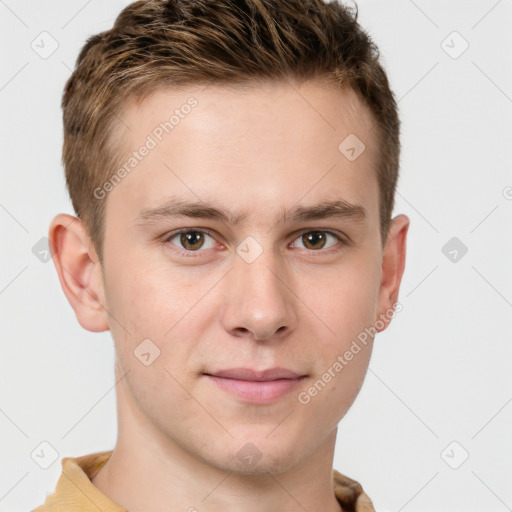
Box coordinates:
[99,79,389,473]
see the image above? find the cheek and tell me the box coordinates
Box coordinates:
[303,251,381,345]
[294,252,380,415]
[103,252,225,374]
[103,259,204,412]
[105,251,205,331]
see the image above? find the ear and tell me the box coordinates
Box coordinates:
[48,214,109,332]
[376,214,409,333]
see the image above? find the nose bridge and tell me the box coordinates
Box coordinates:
[221,239,297,340]
[237,247,283,302]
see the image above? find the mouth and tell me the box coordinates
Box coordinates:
[203,367,307,404]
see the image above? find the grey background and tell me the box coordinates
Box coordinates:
[1,1,511,511]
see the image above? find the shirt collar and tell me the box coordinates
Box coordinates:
[34,451,375,512]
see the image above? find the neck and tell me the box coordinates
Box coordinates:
[92,367,343,512]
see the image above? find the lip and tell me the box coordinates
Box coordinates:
[208,367,303,381]
[204,367,306,404]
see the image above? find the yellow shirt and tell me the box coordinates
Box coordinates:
[32,451,375,511]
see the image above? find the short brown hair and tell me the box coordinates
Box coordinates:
[62,0,400,261]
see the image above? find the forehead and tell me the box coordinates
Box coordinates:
[121,78,376,143]
[106,79,380,229]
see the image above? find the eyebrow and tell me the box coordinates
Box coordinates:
[134,196,367,227]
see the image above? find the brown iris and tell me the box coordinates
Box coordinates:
[180,231,205,250]
[301,231,327,250]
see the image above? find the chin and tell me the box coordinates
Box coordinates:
[201,436,304,476]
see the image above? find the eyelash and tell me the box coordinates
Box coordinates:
[160,228,347,258]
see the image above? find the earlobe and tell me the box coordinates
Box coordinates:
[48,214,110,333]
[376,214,410,333]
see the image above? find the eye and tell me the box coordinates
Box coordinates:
[162,228,344,255]
[164,229,217,251]
[291,230,341,251]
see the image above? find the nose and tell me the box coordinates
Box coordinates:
[220,248,298,341]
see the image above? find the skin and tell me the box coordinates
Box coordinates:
[49,78,409,512]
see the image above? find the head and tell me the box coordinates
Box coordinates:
[50,0,408,475]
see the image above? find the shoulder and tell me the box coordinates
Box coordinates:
[333,469,376,512]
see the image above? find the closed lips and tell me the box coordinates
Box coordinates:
[204,367,306,381]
